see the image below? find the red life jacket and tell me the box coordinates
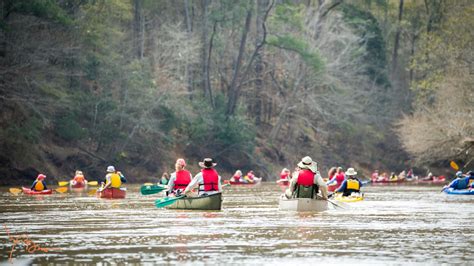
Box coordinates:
[335,173,345,185]
[233,175,241,182]
[297,169,314,186]
[202,168,219,191]
[174,170,191,189]
[280,173,289,180]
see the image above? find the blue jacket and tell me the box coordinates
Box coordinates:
[336,178,362,193]
[448,176,474,190]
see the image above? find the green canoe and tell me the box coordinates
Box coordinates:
[166,192,222,210]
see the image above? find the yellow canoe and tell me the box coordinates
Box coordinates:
[335,194,364,203]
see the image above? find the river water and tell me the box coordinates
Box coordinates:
[0,183,473,265]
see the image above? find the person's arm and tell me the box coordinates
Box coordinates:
[103,175,111,189]
[43,182,48,190]
[335,180,347,193]
[184,173,201,194]
[218,175,222,191]
[30,181,37,190]
[167,173,177,191]
[315,172,328,199]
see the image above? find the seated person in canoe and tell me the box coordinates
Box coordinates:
[335,168,362,196]
[230,170,244,183]
[184,158,222,196]
[327,167,345,187]
[101,166,125,190]
[280,168,290,180]
[398,170,406,180]
[167,158,192,196]
[244,171,260,183]
[389,172,398,181]
[72,170,87,184]
[371,170,379,182]
[445,171,474,190]
[160,172,170,185]
[30,174,48,191]
[285,156,328,199]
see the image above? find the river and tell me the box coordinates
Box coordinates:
[1,183,473,265]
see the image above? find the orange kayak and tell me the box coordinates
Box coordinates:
[97,188,126,199]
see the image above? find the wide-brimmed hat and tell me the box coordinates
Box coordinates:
[107,166,116,173]
[345,168,357,176]
[297,156,318,173]
[199,158,217,168]
[37,174,46,180]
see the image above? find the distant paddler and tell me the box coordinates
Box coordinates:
[285,156,328,199]
[335,168,362,196]
[280,168,290,181]
[167,158,192,196]
[443,171,474,191]
[230,170,244,183]
[70,170,87,188]
[327,167,345,188]
[30,174,48,192]
[183,158,222,196]
[100,165,126,191]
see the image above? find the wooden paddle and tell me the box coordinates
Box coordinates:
[9,188,22,195]
[155,195,185,208]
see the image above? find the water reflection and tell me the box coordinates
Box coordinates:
[0,184,473,264]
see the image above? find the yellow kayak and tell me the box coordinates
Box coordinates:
[335,193,364,203]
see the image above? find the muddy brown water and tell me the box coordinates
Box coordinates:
[0,183,473,265]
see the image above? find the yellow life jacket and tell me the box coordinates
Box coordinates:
[347,179,360,190]
[109,173,121,188]
[34,181,45,191]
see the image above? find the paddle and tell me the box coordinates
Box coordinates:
[87,181,98,186]
[140,184,168,195]
[450,161,460,171]
[155,195,185,208]
[55,187,68,193]
[9,188,22,195]
[327,198,346,209]
[88,189,99,196]
[58,181,69,186]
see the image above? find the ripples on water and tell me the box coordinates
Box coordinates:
[1,183,473,264]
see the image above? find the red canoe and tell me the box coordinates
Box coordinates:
[22,187,53,195]
[97,188,126,199]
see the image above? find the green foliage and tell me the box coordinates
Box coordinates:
[341,4,390,87]
[267,35,325,73]
[270,3,305,31]
[55,113,87,141]
[9,0,72,25]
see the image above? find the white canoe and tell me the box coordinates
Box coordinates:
[279,196,328,212]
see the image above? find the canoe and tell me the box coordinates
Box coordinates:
[276,179,289,186]
[443,188,474,195]
[21,187,53,195]
[70,180,87,188]
[229,179,261,185]
[335,193,364,202]
[279,196,328,212]
[97,188,126,199]
[417,176,446,184]
[371,179,405,184]
[167,193,222,210]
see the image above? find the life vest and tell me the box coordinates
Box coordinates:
[455,177,470,190]
[297,170,314,186]
[109,173,121,188]
[335,173,345,185]
[201,168,219,191]
[280,173,289,180]
[347,179,360,190]
[233,175,241,182]
[174,170,191,189]
[34,180,45,191]
[74,175,85,183]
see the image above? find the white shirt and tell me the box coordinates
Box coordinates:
[184,170,222,196]
[167,170,193,191]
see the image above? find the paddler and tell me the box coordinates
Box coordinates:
[167,158,192,196]
[445,171,474,190]
[101,166,125,190]
[72,170,86,184]
[231,170,243,182]
[30,174,47,191]
[244,171,256,183]
[183,158,222,196]
[285,156,328,199]
[280,168,291,181]
[335,168,362,196]
[327,166,345,187]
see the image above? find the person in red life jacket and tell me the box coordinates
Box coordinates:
[327,167,337,181]
[30,174,48,191]
[371,170,379,182]
[327,167,345,188]
[167,158,193,196]
[72,170,86,184]
[335,168,363,196]
[378,172,388,181]
[184,158,222,196]
[285,156,328,199]
[280,168,290,180]
[230,170,243,182]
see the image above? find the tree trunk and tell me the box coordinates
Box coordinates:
[391,0,404,74]
[200,0,211,100]
[254,0,268,125]
[133,0,144,59]
[225,9,253,117]
[184,0,194,99]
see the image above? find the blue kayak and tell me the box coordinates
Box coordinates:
[443,188,474,195]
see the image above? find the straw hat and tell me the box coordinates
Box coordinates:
[345,168,357,176]
[198,158,217,168]
[106,166,116,173]
[297,156,318,173]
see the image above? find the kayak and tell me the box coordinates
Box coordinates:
[22,187,53,195]
[279,196,328,212]
[443,188,474,195]
[70,180,87,188]
[167,193,222,210]
[97,188,126,199]
[417,176,446,184]
[229,178,262,185]
[276,179,289,186]
[335,193,364,202]
[371,179,405,184]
